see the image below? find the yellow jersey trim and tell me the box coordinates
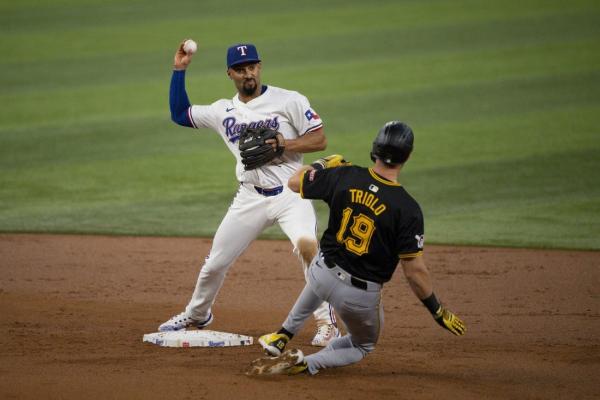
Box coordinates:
[369,168,401,186]
[399,251,423,259]
[299,170,307,198]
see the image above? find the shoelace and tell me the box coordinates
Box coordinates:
[317,325,333,338]
[172,313,191,323]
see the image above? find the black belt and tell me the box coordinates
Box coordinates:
[322,257,369,290]
[350,276,368,290]
[253,185,283,196]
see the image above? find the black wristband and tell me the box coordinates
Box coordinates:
[421,292,441,315]
[310,162,325,171]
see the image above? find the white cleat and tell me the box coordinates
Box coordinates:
[311,324,340,347]
[158,312,213,332]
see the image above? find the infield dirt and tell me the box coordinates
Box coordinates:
[0,234,598,399]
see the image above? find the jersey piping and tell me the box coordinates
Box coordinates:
[304,123,323,135]
[187,107,197,128]
[399,251,423,259]
[368,168,401,186]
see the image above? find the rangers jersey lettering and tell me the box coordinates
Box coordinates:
[221,116,280,142]
[188,85,323,189]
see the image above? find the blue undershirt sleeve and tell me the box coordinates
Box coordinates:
[169,70,194,127]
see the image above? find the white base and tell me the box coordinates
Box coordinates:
[143,330,254,348]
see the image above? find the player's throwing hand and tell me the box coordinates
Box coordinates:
[173,40,195,71]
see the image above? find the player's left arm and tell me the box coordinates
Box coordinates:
[274,93,327,153]
[281,128,326,153]
[401,256,466,336]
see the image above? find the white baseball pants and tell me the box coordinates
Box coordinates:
[185,184,335,326]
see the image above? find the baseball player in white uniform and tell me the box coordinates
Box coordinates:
[160,40,340,347]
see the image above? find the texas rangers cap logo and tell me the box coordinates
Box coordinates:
[227,43,261,68]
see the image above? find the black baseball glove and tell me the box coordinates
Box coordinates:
[238,127,285,170]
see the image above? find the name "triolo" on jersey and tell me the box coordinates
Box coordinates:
[349,189,386,215]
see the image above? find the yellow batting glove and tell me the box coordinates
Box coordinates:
[311,154,351,170]
[434,307,466,336]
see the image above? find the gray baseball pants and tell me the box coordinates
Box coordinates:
[282,252,384,374]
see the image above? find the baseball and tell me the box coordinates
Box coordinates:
[183,39,197,55]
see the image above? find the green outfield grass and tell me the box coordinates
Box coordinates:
[1,0,599,249]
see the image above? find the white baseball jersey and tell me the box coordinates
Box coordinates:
[188,85,323,189]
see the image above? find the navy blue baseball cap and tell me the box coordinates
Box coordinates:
[227,43,261,68]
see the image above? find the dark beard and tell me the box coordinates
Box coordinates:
[242,80,257,96]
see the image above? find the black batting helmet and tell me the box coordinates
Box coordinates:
[370,121,414,165]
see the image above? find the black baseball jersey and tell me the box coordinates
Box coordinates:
[300,165,424,284]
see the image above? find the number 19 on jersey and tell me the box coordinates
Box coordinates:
[336,207,376,256]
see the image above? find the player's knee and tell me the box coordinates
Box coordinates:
[200,263,226,278]
[200,255,230,276]
[296,237,317,265]
[357,342,376,357]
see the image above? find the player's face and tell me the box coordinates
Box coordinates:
[228,62,262,97]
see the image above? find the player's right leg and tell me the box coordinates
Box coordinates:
[159,185,270,331]
[294,237,338,337]
[256,255,382,375]
[258,277,325,356]
[302,256,383,374]
[275,189,340,346]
